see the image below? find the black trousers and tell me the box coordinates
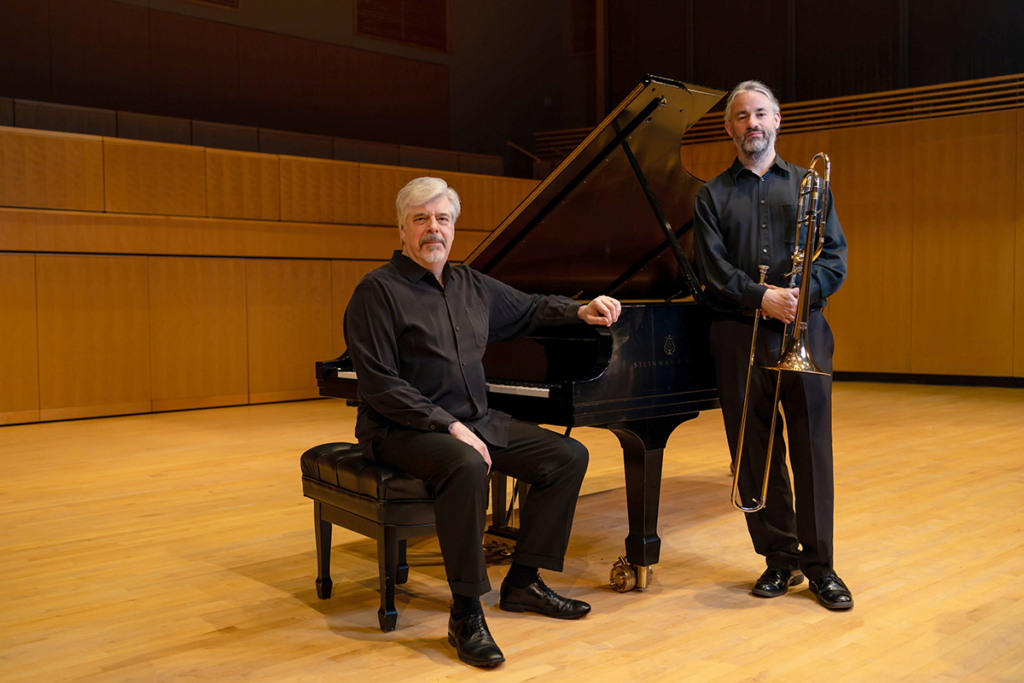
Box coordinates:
[710,309,835,580]
[375,419,589,597]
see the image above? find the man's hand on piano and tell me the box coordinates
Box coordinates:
[448,421,492,474]
[577,295,621,327]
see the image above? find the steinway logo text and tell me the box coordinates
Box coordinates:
[633,358,685,368]
[632,335,683,369]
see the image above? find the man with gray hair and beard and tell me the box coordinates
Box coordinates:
[344,176,621,667]
[693,81,852,610]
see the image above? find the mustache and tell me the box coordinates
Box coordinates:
[420,235,446,247]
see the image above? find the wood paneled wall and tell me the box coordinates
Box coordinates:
[103,138,207,216]
[0,126,538,425]
[681,110,1024,379]
[911,111,1016,377]
[0,253,38,425]
[0,127,104,211]
[149,257,249,413]
[246,259,334,405]
[1016,111,1024,378]
[830,123,914,374]
[207,150,280,221]
[5,109,1021,428]
[280,156,360,224]
[35,254,152,422]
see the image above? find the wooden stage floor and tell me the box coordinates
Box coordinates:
[1,382,1022,682]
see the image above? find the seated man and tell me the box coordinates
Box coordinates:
[344,176,620,668]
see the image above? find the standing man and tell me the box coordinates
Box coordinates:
[692,81,853,610]
[344,177,621,667]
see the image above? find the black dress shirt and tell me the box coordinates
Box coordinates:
[693,156,847,313]
[344,251,583,454]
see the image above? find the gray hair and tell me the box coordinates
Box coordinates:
[395,177,462,228]
[723,80,780,121]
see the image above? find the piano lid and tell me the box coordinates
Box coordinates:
[465,75,724,302]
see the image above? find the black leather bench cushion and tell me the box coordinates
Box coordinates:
[300,442,435,525]
[300,442,433,501]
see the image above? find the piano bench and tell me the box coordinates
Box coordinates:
[300,442,436,632]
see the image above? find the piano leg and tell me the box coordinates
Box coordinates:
[608,413,698,590]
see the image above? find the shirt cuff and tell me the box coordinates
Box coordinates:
[743,285,768,310]
[567,301,585,322]
[427,406,457,433]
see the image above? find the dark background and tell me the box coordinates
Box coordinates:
[1,0,1022,155]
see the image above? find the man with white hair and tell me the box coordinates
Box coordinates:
[344,177,621,667]
[693,81,852,610]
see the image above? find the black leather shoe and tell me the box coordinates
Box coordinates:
[751,567,804,598]
[809,573,854,610]
[447,611,504,668]
[499,577,591,619]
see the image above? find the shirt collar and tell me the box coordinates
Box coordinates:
[727,154,794,181]
[391,250,452,285]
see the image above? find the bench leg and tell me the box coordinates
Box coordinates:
[377,527,399,632]
[314,501,333,599]
[396,539,409,585]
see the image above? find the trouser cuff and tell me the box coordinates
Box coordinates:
[512,551,564,573]
[448,577,492,598]
[799,562,833,582]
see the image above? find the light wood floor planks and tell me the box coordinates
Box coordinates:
[1,382,1022,682]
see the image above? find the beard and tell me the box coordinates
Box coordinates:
[418,235,447,263]
[735,125,777,161]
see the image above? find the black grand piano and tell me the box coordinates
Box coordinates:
[317,75,725,591]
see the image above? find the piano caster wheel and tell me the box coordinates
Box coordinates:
[610,556,652,592]
[610,559,635,592]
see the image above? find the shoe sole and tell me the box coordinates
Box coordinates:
[751,573,805,598]
[498,601,589,620]
[447,634,505,667]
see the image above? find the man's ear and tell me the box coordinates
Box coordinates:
[724,121,734,138]
[398,225,405,245]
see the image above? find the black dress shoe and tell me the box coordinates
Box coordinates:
[809,573,854,610]
[499,577,591,619]
[751,567,804,598]
[447,611,504,668]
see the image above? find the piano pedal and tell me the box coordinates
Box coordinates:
[610,556,652,593]
[482,530,516,559]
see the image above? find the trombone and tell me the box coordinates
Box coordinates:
[730,153,832,513]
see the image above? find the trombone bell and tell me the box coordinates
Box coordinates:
[768,323,828,376]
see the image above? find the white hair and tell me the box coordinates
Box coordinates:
[395,177,462,229]
[723,80,781,121]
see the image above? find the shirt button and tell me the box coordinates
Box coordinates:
[763,248,768,253]
[430,425,435,430]
[760,199,765,204]
[761,223,766,228]
[455,326,460,331]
